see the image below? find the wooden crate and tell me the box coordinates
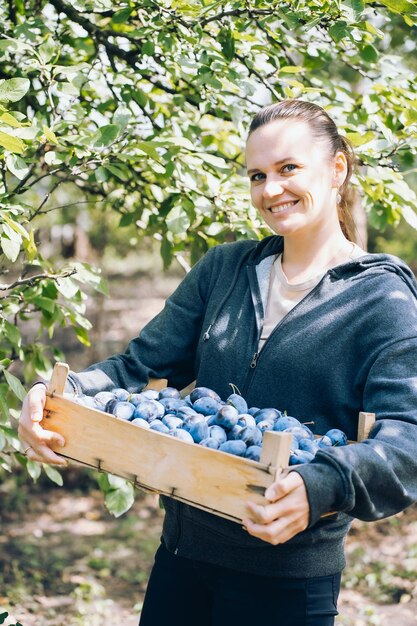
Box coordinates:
[42,363,376,523]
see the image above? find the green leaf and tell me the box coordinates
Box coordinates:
[360,44,378,64]
[142,41,155,56]
[346,0,365,14]
[279,66,303,73]
[5,154,30,179]
[31,296,56,314]
[0,394,9,423]
[0,78,30,102]
[112,7,132,23]
[43,464,64,486]
[0,130,25,153]
[166,205,191,235]
[106,164,129,181]
[4,370,26,401]
[329,21,349,42]
[1,236,20,262]
[4,320,21,347]
[104,480,135,517]
[0,430,6,451]
[134,141,161,162]
[377,0,415,13]
[39,37,56,63]
[112,105,131,130]
[43,125,59,145]
[93,124,120,148]
[218,27,235,61]
[26,459,42,481]
[75,326,91,346]
[199,152,228,169]
[346,131,375,146]
[0,112,24,127]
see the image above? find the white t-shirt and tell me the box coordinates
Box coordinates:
[258,244,366,350]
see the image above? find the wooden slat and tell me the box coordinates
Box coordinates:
[260,430,292,481]
[357,412,376,441]
[48,362,69,396]
[42,395,276,523]
[145,378,168,391]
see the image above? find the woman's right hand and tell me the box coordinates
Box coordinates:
[18,384,68,466]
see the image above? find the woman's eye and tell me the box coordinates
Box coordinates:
[250,172,265,182]
[282,164,297,173]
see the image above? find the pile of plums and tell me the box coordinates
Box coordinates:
[75,385,348,464]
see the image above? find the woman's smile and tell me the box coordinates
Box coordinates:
[268,200,300,214]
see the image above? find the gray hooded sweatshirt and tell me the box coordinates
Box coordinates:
[67,235,417,578]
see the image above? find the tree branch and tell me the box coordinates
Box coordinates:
[0,268,77,292]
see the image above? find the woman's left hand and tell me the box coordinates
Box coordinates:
[244,471,310,545]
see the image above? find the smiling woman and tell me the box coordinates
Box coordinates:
[18,99,417,626]
[246,100,358,283]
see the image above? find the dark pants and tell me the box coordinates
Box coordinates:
[139,543,341,626]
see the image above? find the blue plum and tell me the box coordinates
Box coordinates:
[299,438,319,454]
[214,405,239,430]
[133,400,164,422]
[289,450,315,465]
[227,425,244,441]
[150,420,170,434]
[226,394,248,415]
[239,426,262,447]
[248,407,260,416]
[131,417,150,429]
[219,440,247,457]
[112,401,135,421]
[209,425,227,444]
[129,393,145,407]
[169,428,194,443]
[190,386,221,404]
[182,415,206,432]
[159,397,185,414]
[141,389,160,400]
[193,396,222,416]
[162,415,183,429]
[176,406,199,419]
[111,388,130,402]
[94,391,116,408]
[325,429,348,446]
[158,386,181,399]
[75,395,101,409]
[188,421,210,443]
[199,437,220,449]
[273,416,302,431]
[317,435,332,448]
[237,414,257,429]
[244,445,262,461]
[254,408,281,424]
[256,419,275,432]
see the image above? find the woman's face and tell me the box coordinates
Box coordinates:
[246,118,345,239]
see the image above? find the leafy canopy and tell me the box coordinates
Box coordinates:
[1,0,417,514]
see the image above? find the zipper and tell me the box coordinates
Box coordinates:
[242,269,329,397]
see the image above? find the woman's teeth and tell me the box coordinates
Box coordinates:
[270,201,298,214]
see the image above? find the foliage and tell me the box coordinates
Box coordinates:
[1,0,417,513]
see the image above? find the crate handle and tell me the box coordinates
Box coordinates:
[260,431,292,481]
[48,362,69,396]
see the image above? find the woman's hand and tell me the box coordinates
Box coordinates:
[244,471,309,545]
[18,384,68,466]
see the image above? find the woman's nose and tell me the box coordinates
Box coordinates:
[262,177,285,199]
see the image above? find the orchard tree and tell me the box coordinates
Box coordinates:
[1,0,417,512]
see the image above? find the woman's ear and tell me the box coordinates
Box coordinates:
[333,151,348,187]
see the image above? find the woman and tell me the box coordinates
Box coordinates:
[18,100,417,625]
